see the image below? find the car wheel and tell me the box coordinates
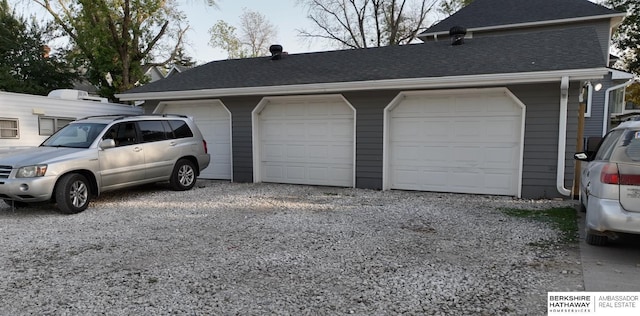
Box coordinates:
[586,232,608,246]
[170,159,196,191]
[3,199,28,208]
[55,173,91,214]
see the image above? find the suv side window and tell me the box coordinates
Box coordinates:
[595,129,624,161]
[104,122,138,147]
[168,120,194,139]
[139,120,169,143]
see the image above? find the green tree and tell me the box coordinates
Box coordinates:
[32,0,208,100]
[604,0,640,75]
[209,20,246,59]
[297,0,438,49]
[0,0,77,95]
[627,82,640,107]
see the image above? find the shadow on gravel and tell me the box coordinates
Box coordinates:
[0,180,220,217]
[0,183,170,217]
[0,203,60,217]
[605,233,640,250]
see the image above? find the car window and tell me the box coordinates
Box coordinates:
[139,120,169,143]
[104,122,138,147]
[42,123,107,148]
[620,130,640,162]
[594,129,624,161]
[168,120,194,139]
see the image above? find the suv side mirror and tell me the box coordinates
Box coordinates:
[99,139,116,149]
[574,152,590,161]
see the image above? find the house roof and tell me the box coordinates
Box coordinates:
[118,26,607,100]
[420,0,624,38]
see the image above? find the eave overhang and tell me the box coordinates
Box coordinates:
[116,68,610,101]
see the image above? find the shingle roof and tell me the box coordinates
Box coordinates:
[124,26,605,95]
[421,0,621,36]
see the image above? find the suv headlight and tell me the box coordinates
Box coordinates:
[16,165,48,178]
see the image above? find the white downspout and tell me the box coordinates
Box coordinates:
[602,79,635,136]
[557,76,571,196]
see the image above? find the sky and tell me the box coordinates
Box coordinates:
[12,0,330,65]
[179,0,329,64]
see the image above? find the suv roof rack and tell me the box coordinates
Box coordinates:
[79,113,189,121]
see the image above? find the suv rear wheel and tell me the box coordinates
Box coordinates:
[55,173,91,214]
[170,159,196,191]
[586,232,608,246]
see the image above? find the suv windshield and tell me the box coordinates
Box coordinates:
[41,123,107,148]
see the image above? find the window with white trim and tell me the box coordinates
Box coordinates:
[39,116,75,136]
[0,118,19,138]
[609,87,626,115]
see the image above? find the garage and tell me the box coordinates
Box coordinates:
[155,100,232,180]
[253,95,355,187]
[384,88,524,196]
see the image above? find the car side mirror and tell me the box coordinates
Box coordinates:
[574,152,590,161]
[99,139,116,149]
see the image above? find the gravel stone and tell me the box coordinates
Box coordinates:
[0,181,582,315]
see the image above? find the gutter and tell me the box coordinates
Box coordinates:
[602,79,635,136]
[557,76,572,196]
[116,68,609,101]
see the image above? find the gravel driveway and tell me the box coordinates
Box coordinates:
[0,181,582,315]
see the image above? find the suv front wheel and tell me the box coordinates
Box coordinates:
[170,159,196,191]
[55,173,91,214]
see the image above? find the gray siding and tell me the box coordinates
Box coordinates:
[219,96,262,183]
[509,83,578,198]
[584,72,613,139]
[343,91,399,189]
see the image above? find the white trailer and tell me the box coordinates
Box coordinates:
[0,90,143,151]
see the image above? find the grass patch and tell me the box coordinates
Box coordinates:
[500,207,578,244]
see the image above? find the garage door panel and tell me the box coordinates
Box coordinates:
[486,120,518,137]
[263,144,285,160]
[454,121,484,137]
[307,122,329,137]
[259,97,354,187]
[388,90,522,195]
[330,121,353,136]
[453,96,480,113]
[286,144,307,159]
[264,165,285,179]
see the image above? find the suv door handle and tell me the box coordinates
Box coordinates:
[133,147,142,152]
[169,142,177,147]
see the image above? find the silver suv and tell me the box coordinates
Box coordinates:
[575,120,640,245]
[0,114,210,214]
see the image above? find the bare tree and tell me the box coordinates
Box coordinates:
[239,9,278,57]
[438,0,474,16]
[297,0,438,49]
[209,9,278,58]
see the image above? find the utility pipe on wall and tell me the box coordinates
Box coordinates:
[557,76,572,196]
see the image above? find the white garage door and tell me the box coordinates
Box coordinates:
[387,89,523,196]
[255,96,355,187]
[159,101,232,180]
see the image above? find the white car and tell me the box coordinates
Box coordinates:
[574,120,640,245]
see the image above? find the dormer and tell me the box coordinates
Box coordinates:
[419,0,625,65]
